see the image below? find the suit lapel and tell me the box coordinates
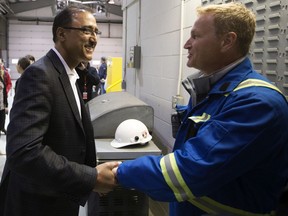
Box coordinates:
[46,50,84,132]
[60,73,83,127]
[80,96,96,166]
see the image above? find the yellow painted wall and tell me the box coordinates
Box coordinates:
[106,57,122,93]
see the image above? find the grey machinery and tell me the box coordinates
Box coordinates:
[87,91,161,216]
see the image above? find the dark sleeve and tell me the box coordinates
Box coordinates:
[98,64,107,79]
[88,70,100,85]
[88,67,98,77]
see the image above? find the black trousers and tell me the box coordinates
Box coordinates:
[0,109,5,130]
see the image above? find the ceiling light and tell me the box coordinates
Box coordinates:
[69,0,82,3]
[56,0,67,10]
[81,1,98,4]
[108,0,115,4]
[96,5,105,13]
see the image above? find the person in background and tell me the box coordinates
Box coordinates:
[98,56,107,94]
[85,62,101,97]
[0,58,10,135]
[17,57,31,74]
[76,61,100,103]
[87,61,98,77]
[0,63,8,136]
[113,3,288,216]
[0,5,119,216]
[0,58,12,96]
[15,56,31,92]
[25,54,36,64]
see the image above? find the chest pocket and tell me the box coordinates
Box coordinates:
[187,115,228,160]
[184,112,211,140]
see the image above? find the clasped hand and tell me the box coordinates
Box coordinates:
[93,161,121,194]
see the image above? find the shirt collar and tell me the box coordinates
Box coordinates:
[52,47,79,79]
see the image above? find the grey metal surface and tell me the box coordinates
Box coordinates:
[88,92,154,138]
[95,139,161,161]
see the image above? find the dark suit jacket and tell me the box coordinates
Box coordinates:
[0,49,97,216]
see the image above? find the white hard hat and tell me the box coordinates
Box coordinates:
[111,119,152,148]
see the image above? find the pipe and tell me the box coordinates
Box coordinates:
[121,0,139,91]
[121,1,128,89]
[176,0,185,95]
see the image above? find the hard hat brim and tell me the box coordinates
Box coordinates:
[111,134,152,148]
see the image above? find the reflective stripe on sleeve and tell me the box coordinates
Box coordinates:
[160,153,194,202]
[160,153,274,215]
[188,197,275,216]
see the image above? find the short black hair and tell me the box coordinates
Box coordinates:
[18,57,31,70]
[25,54,35,62]
[52,5,94,43]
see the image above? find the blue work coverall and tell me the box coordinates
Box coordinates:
[116,58,288,216]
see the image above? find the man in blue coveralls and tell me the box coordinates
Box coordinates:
[113,2,288,216]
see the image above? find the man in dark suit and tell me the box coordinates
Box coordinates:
[0,5,119,216]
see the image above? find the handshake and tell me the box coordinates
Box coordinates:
[93,161,121,194]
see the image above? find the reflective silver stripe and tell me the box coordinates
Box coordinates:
[225,78,283,97]
[160,154,273,215]
[160,154,194,202]
[189,112,211,123]
[160,156,274,215]
[233,79,282,94]
[189,198,231,215]
[189,197,274,216]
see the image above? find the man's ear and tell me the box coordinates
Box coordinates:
[221,32,237,52]
[56,27,66,42]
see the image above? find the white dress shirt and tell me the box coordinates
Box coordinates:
[52,48,81,118]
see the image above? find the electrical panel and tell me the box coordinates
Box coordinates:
[201,0,288,100]
[127,45,141,69]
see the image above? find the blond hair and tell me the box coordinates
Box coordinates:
[197,2,256,55]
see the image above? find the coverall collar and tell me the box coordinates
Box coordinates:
[182,57,246,106]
